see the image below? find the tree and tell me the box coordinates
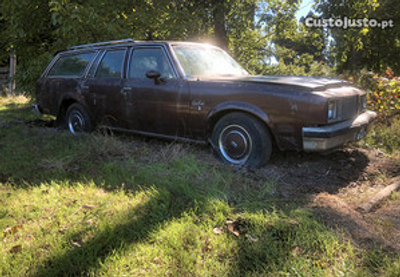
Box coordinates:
[255,0,330,75]
[316,0,400,74]
[2,0,269,94]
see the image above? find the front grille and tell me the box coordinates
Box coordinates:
[339,96,358,121]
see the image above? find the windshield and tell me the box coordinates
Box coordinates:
[172,45,249,77]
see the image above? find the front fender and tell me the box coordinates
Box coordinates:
[206,101,273,134]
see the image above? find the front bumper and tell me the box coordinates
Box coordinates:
[302,110,377,151]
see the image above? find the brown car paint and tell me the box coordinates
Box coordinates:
[36,41,376,153]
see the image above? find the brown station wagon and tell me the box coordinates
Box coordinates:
[34,39,377,167]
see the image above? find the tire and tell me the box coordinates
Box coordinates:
[65,103,93,135]
[211,112,272,168]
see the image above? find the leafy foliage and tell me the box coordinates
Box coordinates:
[262,60,336,77]
[347,67,400,116]
[368,68,400,115]
[255,1,332,76]
[1,0,264,95]
[316,0,400,74]
[1,0,400,94]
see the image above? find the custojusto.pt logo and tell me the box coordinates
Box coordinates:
[304,17,394,30]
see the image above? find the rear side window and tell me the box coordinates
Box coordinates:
[95,49,126,78]
[48,52,94,77]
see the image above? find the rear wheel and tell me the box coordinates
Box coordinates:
[65,103,93,134]
[211,112,272,168]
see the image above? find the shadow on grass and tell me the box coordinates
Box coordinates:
[32,186,195,276]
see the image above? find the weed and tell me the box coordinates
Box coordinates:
[359,115,400,155]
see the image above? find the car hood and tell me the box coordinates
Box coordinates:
[201,75,352,91]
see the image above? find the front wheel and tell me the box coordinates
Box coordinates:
[211,112,272,168]
[65,103,93,135]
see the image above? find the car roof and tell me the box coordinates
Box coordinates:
[57,39,219,55]
[55,39,222,55]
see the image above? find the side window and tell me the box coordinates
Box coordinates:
[95,49,126,78]
[48,52,94,77]
[129,48,173,79]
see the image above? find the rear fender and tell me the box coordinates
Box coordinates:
[57,93,87,122]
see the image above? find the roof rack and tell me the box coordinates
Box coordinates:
[69,39,134,50]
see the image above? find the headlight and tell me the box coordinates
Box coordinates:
[328,100,338,120]
[360,95,367,112]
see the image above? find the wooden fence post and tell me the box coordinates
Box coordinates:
[0,67,8,95]
[9,54,16,95]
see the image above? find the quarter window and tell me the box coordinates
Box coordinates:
[96,50,126,78]
[129,48,173,79]
[48,52,94,77]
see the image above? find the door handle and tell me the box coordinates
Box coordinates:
[121,87,132,93]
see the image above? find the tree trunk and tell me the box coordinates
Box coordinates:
[212,0,229,51]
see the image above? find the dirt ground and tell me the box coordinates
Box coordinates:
[256,148,400,252]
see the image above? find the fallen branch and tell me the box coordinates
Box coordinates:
[357,176,400,213]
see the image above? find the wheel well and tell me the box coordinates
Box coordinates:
[207,110,277,146]
[57,99,77,122]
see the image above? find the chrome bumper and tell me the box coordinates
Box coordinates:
[302,110,377,151]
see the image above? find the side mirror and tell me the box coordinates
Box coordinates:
[146,70,162,85]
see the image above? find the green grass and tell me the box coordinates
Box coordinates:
[1,96,399,277]
[358,115,400,155]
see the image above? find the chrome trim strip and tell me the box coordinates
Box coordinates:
[69,39,134,50]
[101,126,207,145]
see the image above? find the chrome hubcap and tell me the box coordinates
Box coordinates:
[218,124,252,165]
[68,111,85,135]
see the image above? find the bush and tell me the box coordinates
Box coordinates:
[368,68,400,116]
[260,60,336,78]
[347,68,400,116]
[361,115,400,154]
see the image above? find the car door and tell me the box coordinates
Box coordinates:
[122,47,189,137]
[40,51,95,115]
[83,48,128,128]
